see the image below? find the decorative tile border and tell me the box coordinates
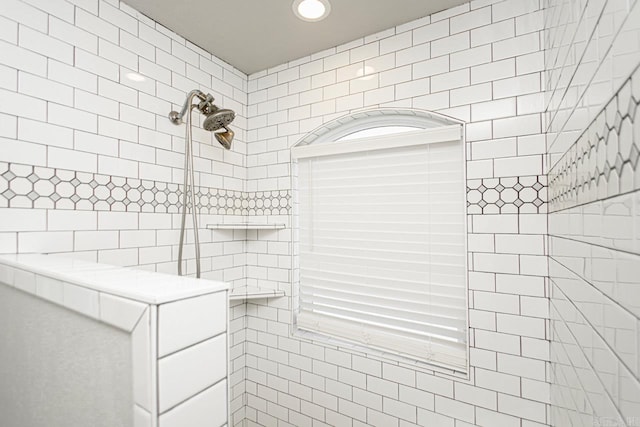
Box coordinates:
[247,190,291,216]
[0,160,551,216]
[467,175,547,214]
[548,65,640,212]
[0,162,291,216]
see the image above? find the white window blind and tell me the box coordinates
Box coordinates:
[292,127,468,371]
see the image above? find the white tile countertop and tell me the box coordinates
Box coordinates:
[0,254,228,305]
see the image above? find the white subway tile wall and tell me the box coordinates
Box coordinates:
[241,0,550,426]
[545,0,640,424]
[0,0,251,271]
[0,0,250,422]
[2,0,638,425]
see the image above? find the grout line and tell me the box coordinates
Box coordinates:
[548,187,640,214]
[548,253,640,321]
[550,286,639,417]
[157,330,226,360]
[550,233,640,259]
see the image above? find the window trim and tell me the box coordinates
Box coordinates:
[289,108,469,376]
[296,107,463,147]
[291,125,462,159]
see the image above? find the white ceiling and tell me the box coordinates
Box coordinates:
[124,0,469,75]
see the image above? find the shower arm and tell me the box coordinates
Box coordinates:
[169,89,207,125]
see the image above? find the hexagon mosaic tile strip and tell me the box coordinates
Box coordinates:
[0,162,291,216]
[0,160,547,217]
[467,176,547,214]
[549,65,640,212]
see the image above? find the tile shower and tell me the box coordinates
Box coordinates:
[0,1,637,427]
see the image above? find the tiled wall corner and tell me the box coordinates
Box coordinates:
[545,0,640,424]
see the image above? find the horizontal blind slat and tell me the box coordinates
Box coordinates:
[300,277,466,305]
[297,230,466,244]
[298,300,466,338]
[300,284,467,317]
[300,243,464,257]
[301,251,466,268]
[301,256,467,276]
[299,222,464,234]
[299,237,464,253]
[301,268,467,296]
[301,261,466,286]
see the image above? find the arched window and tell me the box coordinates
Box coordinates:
[291,109,469,373]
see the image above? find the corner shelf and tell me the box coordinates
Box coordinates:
[229,286,286,301]
[206,223,286,230]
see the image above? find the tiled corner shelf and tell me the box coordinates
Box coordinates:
[206,224,287,300]
[206,223,286,230]
[229,286,285,301]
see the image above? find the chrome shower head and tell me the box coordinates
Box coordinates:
[202,107,236,132]
[214,127,234,150]
[168,89,236,150]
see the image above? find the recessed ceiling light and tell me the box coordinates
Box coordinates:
[293,0,331,22]
[126,72,146,82]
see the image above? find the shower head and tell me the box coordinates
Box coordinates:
[203,107,235,132]
[203,107,235,150]
[214,127,234,150]
[168,89,236,150]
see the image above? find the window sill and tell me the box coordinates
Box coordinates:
[293,326,469,381]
